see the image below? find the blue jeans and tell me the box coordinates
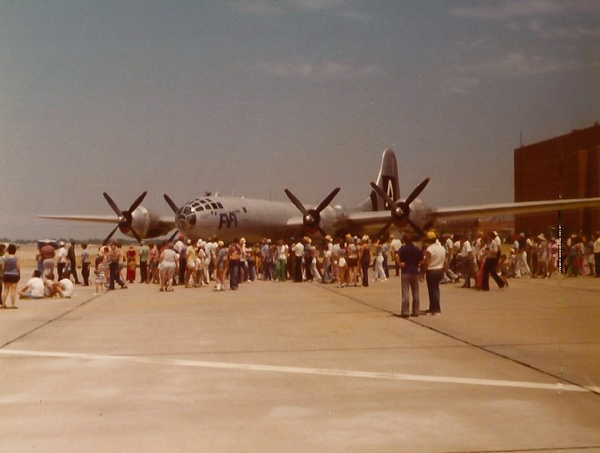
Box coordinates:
[229,260,241,289]
[425,269,444,314]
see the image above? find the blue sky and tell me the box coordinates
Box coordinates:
[1,0,599,239]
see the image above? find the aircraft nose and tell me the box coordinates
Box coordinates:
[176,204,197,230]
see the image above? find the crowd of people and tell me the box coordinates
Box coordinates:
[0,230,598,312]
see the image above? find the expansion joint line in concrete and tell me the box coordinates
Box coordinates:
[315,283,600,398]
[441,445,600,453]
[0,295,98,349]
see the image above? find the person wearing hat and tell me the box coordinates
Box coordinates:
[480,231,507,291]
[421,231,445,315]
[347,236,359,286]
[389,234,402,277]
[184,239,197,287]
[55,241,67,283]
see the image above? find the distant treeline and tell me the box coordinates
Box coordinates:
[0,238,142,246]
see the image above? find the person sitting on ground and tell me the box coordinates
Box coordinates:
[50,271,75,298]
[19,270,45,300]
[43,271,55,298]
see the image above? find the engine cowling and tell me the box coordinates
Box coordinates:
[125,206,173,239]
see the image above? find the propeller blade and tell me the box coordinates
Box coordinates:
[317,226,328,237]
[284,189,309,216]
[105,225,120,243]
[315,187,341,213]
[130,227,143,243]
[164,194,180,214]
[127,191,148,214]
[103,192,122,217]
[406,217,426,238]
[369,182,396,209]
[375,219,394,240]
[404,177,430,206]
[168,230,179,242]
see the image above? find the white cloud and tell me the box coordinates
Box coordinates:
[446,52,582,94]
[292,0,342,11]
[526,19,600,39]
[257,59,382,80]
[230,0,285,15]
[451,0,564,19]
[451,0,600,19]
[230,0,371,19]
[464,52,580,77]
[446,76,480,94]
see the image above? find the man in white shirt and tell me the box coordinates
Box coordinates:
[56,242,68,281]
[459,235,473,288]
[293,240,304,282]
[421,231,446,315]
[389,234,402,277]
[593,232,600,278]
[50,271,75,298]
[19,270,45,299]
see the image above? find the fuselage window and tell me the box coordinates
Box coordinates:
[210,203,219,209]
[243,207,247,213]
[216,202,223,209]
[197,206,204,211]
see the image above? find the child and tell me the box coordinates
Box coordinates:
[499,254,510,287]
[94,255,106,295]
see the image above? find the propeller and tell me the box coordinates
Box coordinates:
[163,194,182,242]
[369,177,430,238]
[284,187,341,237]
[102,191,147,243]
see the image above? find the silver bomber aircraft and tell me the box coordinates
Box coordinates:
[38,149,600,243]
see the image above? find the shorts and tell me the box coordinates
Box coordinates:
[348,257,358,267]
[4,274,20,284]
[23,292,43,299]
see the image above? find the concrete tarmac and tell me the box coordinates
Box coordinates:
[1,273,599,452]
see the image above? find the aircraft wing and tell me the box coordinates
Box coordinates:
[37,215,121,224]
[429,197,600,221]
[345,211,391,229]
[345,197,600,232]
[285,217,305,229]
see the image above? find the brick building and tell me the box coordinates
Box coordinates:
[514,122,600,236]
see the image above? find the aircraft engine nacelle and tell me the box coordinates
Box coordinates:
[122,207,173,240]
[393,199,430,229]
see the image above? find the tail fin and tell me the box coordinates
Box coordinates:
[355,148,399,212]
